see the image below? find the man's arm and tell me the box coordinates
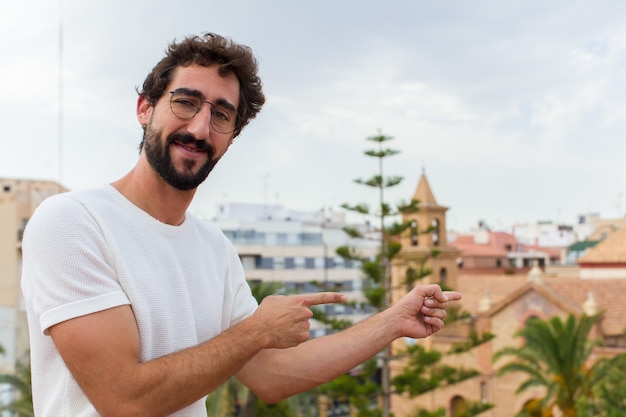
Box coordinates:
[236,284,461,403]
[49,292,346,417]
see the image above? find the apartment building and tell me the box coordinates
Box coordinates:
[0,178,67,372]
[209,201,381,333]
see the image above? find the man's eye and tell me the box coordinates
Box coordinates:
[212,110,230,121]
[175,99,197,108]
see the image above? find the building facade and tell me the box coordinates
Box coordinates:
[388,178,626,417]
[210,202,380,333]
[0,178,67,372]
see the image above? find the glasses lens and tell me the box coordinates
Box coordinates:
[169,91,238,134]
[170,93,200,119]
[210,106,237,134]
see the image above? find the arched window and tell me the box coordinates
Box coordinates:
[450,395,468,417]
[439,267,447,287]
[480,381,488,403]
[406,267,416,291]
[432,219,440,246]
[410,221,418,246]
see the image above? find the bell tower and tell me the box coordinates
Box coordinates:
[392,173,460,301]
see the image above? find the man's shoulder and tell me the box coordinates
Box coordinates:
[42,184,112,204]
[31,185,120,226]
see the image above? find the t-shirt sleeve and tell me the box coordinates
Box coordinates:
[21,194,130,335]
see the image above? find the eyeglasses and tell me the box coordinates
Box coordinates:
[169,90,239,134]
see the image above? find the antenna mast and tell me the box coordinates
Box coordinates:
[58,0,64,184]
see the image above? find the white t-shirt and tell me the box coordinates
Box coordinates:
[21,185,258,416]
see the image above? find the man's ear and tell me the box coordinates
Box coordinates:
[136,95,153,126]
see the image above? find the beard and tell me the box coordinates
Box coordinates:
[142,125,220,191]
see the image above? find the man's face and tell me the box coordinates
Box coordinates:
[137,64,240,191]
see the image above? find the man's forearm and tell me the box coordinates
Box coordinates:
[238,285,459,403]
[238,308,398,403]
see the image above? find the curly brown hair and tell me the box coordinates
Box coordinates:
[138,33,265,137]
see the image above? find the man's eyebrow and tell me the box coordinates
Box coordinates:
[172,87,237,113]
[214,98,237,113]
[172,87,203,98]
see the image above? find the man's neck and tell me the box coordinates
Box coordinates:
[112,165,195,226]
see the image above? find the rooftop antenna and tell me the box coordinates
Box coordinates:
[58,0,64,185]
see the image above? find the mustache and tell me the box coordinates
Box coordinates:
[168,133,214,156]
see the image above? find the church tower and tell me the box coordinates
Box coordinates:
[391,173,461,302]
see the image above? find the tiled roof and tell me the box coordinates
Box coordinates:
[578,226,626,264]
[455,273,626,336]
[547,277,626,335]
[453,244,508,257]
[456,273,528,313]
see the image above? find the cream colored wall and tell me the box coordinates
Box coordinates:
[0,179,67,369]
[0,191,18,307]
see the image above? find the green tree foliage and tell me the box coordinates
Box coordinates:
[0,347,34,417]
[335,131,430,417]
[329,131,490,417]
[575,350,626,417]
[493,313,621,417]
[410,408,446,417]
[392,344,481,396]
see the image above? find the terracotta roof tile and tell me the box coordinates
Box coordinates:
[455,273,626,336]
[578,226,626,264]
[546,277,626,335]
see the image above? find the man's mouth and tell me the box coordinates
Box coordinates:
[169,133,214,157]
[177,141,205,154]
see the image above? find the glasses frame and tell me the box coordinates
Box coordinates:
[168,90,239,135]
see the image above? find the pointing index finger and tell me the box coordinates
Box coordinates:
[297,292,347,307]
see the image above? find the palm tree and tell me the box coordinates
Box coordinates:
[0,347,34,417]
[493,313,603,417]
[578,351,626,417]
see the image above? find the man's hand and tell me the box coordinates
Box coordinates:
[250,292,347,349]
[236,286,460,403]
[393,284,462,339]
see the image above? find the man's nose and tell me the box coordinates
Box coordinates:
[186,104,213,139]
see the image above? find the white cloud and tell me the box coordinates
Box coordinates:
[2,0,626,231]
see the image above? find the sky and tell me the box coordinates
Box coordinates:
[2,0,626,232]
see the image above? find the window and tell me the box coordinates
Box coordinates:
[271,257,286,269]
[276,233,288,245]
[240,255,257,270]
[410,221,418,246]
[480,381,488,403]
[257,257,273,269]
[332,304,346,314]
[432,219,440,246]
[284,258,295,269]
[300,232,322,245]
[450,396,468,417]
[439,268,447,287]
[294,257,305,269]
